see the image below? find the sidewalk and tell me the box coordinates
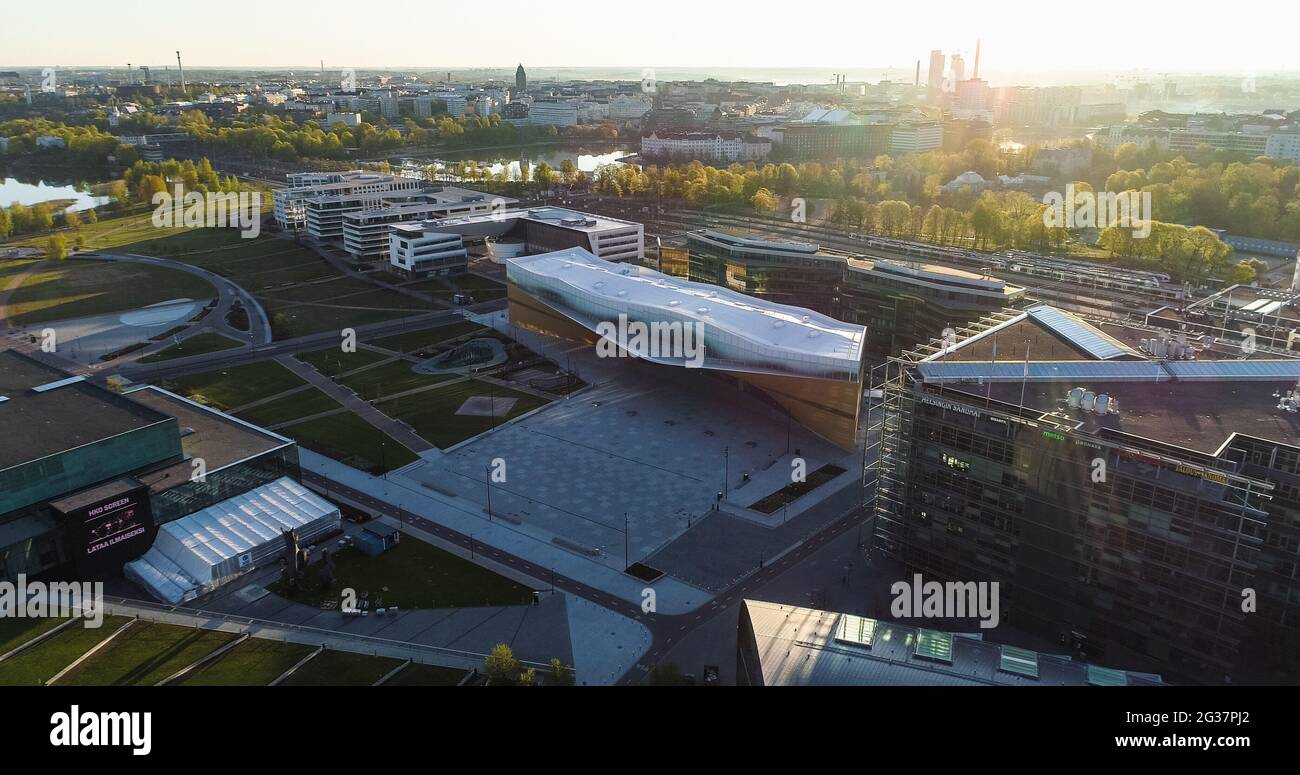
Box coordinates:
[276,354,435,453]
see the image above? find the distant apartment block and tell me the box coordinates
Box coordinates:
[640,130,771,163]
[324,112,361,128]
[526,100,579,127]
[889,122,944,154]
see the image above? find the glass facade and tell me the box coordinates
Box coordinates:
[876,388,1286,683]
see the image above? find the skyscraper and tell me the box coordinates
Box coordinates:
[516,64,527,94]
[927,50,945,101]
[950,54,966,85]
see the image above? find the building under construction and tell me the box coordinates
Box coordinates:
[866,302,1300,684]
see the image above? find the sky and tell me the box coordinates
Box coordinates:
[4,0,1293,80]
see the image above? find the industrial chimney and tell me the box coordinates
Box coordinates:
[176,51,186,92]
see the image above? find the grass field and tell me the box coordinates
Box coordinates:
[234,387,343,427]
[277,412,418,473]
[267,536,535,610]
[0,615,68,658]
[280,649,404,687]
[296,346,392,376]
[377,379,548,449]
[138,331,242,363]
[179,639,314,686]
[367,320,485,354]
[338,359,456,401]
[383,663,469,686]
[2,259,217,326]
[164,360,306,411]
[401,274,505,302]
[0,616,131,686]
[58,622,238,686]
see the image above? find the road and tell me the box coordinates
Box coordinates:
[116,301,504,382]
[299,468,873,685]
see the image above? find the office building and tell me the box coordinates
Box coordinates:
[640,130,771,162]
[869,303,1300,683]
[0,350,300,583]
[737,600,1164,686]
[387,224,469,278]
[412,206,644,263]
[686,230,1022,355]
[340,186,514,261]
[889,122,944,154]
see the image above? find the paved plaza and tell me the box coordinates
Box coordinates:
[393,311,865,589]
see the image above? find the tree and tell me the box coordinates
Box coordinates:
[548,658,575,686]
[46,233,68,260]
[485,643,520,685]
[646,662,692,686]
[559,159,577,186]
[749,187,777,213]
[518,668,537,686]
[63,211,81,230]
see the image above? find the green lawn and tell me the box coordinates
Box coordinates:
[280,649,403,686]
[296,346,392,376]
[339,359,456,401]
[58,622,237,686]
[263,299,413,340]
[0,615,68,657]
[234,388,343,427]
[268,536,535,610]
[138,332,242,363]
[367,320,485,354]
[377,379,548,449]
[179,639,315,686]
[0,616,131,686]
[164,360,306,411]
[383,663,469,686]
[2,259,216,326]
[278,412,418,473]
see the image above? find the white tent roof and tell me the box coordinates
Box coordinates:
[125,477,340,604]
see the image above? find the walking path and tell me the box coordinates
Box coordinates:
[275,355,435,453]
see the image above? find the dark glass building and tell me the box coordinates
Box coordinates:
[870,304,1300,684]
[687,229,1024,356]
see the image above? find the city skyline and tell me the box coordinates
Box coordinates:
[4,0,1295,75]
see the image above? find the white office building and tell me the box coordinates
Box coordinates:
[1265,132,1300,163]
[889,122,943,154]
[341,187,517,261]
[388,224,469,278]
[412,206,644,263]
[527,100,579,127]
[272,170,425,235]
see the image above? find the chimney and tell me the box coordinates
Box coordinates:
[176,51,186,92]
[973,39,981,79]
[915,60,921,86]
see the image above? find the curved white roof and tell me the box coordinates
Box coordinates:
[508,248,865,377]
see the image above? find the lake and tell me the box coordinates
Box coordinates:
[0,178,110,212]
[398,144,633,182]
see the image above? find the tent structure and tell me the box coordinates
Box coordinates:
[125,476,340,604]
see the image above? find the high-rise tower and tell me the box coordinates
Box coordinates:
[516,64,527,94]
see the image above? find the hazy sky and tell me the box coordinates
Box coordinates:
[4,0,1291,78]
